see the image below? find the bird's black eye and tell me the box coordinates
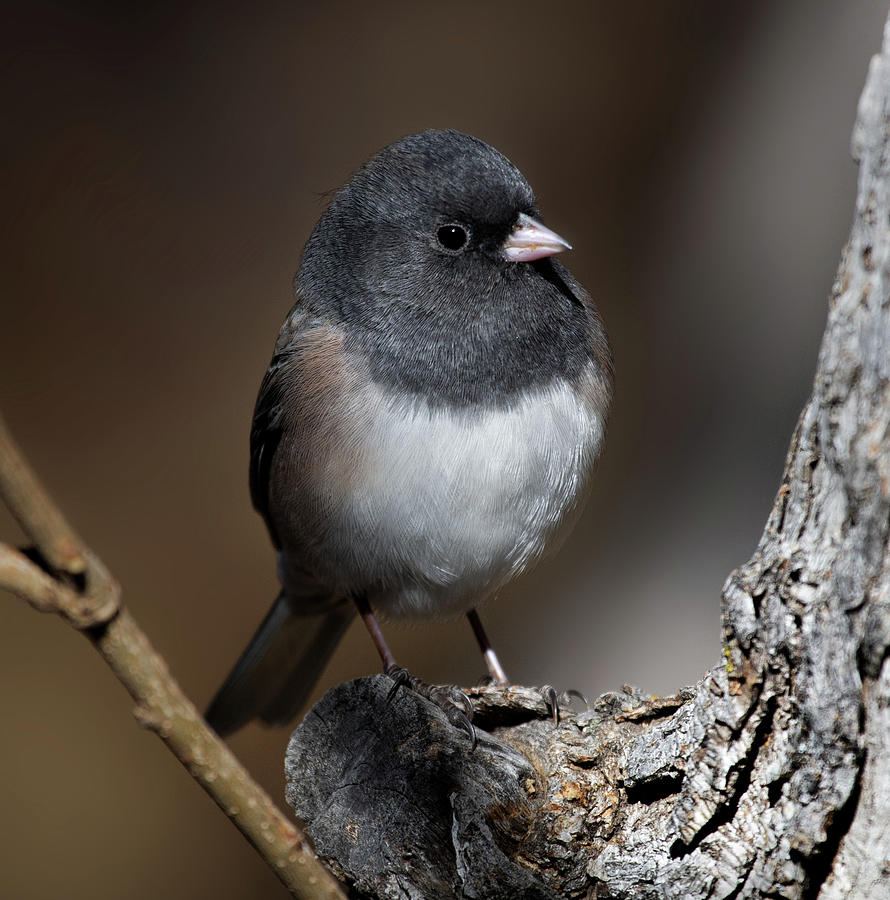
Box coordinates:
[436,224,468,252]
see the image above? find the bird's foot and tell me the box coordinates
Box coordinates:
[385,665,476,749]
[539,685,590,725]
[474,677,589,725]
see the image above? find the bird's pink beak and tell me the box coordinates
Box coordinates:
[502,212,572,262]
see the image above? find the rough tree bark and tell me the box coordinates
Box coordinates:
[283,18,890,900]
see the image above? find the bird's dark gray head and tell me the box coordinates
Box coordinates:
[298,129,540,309]
[295,129,602,407]
[347,129,537,255]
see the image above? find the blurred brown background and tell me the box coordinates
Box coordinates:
[2,1,886,897]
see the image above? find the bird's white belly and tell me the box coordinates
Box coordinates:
[337,377,604,619]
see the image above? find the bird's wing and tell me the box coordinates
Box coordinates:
[249,356,289,548]
[248,305,320,549]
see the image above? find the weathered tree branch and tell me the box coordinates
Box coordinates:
[284,17,890,900]
[0,415,346,900]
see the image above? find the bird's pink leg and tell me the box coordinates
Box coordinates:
[467,608,509,686]
[353,593,397,670]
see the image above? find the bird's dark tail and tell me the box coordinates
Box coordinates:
[205,593,355,737]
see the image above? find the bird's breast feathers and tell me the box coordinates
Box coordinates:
[269,329,606,618]
[350,373,604,617]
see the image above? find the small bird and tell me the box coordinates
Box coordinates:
[206,129,612,737]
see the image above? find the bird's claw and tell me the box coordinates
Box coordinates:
[540,685,590,725]
[385,666,477,749]
[541,684,560,725]
[566,688,590,709]
[428,686,477,749]
[384,664,416,703]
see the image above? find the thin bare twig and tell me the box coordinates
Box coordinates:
[0,415,346,900]
[0,416,119,627]
[0,417,87,575]
[0,542,77,614]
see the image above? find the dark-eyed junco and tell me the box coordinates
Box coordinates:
[206,129,612,737]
